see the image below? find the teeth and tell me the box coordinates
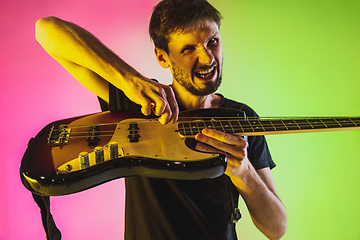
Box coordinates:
[198,67,213,74]
[196,66,215,77]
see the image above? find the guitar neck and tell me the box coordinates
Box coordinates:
[178,116,360,137]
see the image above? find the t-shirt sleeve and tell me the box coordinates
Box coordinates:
[220,96,276,170]
[242,105,275,170]
[107,82,142,112]
[107,80,160,113]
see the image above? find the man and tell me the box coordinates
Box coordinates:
[35,0,287,239]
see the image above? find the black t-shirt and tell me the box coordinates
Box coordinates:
[102,84,275,240]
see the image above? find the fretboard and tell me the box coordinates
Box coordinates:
[178,117,360,137]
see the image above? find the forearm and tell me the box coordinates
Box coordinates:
[231,165,287,240]
[35,16,142,93]
[194,129,287,238]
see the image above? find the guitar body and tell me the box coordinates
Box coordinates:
[20,109,240,196]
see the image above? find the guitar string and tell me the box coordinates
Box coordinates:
[52,117,360,140]
[59,117,360,133]
[61,116,360,129]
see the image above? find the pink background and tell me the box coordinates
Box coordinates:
[1,0,165,239]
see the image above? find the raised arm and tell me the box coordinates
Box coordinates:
[35,16,178,124]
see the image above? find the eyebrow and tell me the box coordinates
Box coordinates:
[180,33,219,52]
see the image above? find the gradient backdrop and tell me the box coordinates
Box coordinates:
[1,0,360,239]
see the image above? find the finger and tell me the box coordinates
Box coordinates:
[152,95,171,125]
[195,141,220,153]
[153,93,167,116]
[200,128,247,147]
[165,86,179,123]
[165,87,179,123]
[195,141,242,172]
[138,88,169,123]
[123,87,153,116]
[224,161,240,177]
[195,132,247,158]
[138,98,153,116]
[154,86,179,124]
[158,111,171,125]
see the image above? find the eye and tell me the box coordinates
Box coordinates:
[181,46,195,54]
[208,38,219,47]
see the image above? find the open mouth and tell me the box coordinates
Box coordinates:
[194,65,216,80]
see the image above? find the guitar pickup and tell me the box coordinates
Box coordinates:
[48,126,71,146]
[87,125,101,146]
[127,122,140,142]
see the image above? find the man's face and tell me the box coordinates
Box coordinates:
[167,19,223,96]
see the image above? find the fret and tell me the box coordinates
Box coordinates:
[305,119,314,129]
[236,120,245,133]
[211,120,216,131]
[178,122,186,136]
[194,121,201,134]
[291,119,300,129]
[217,120,226,132]
[185,122,192,135]
[268,120,277,131]
[252,120,264,132]
[188,121,194,135]
[332,118,342,127]
[257,120,266,131]
[228,120,236,133]
[318,118,328,128]
[195,120,205,132]
[203,120,214,129]
[199,120,214,134]
[308,117,358,129]
[337,117,358,128]
[247,120,255,132]
[306,118,327,129]
[292,119,315,130]
[210,120,221,131]
[319,118,338,128]
[348,117,358,126]
[236,120,248,132]
[285,119,301,130]
[269,120,288,131]
[242,119,268,133]
[257,119,275,132]
[179,121,201,136]
[280,120,288,130]
[220,120,236,133]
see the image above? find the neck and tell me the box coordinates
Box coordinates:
[172,81,221,110]
[177,109,360,137]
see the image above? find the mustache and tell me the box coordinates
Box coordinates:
[194,60,218,72]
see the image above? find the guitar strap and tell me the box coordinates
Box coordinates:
[31,193,61,240]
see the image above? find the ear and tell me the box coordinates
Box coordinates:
[154,47,170,68]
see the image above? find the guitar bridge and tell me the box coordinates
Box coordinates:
[48,125,71,146]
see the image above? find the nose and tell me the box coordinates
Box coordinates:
[197,47,214,65]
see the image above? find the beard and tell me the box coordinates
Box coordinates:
[170,58,223,96]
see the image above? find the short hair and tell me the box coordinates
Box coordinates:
[149,0,222,53]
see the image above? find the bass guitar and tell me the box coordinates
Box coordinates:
[20,108,360,196]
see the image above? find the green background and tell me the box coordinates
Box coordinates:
[212,0,360,239]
